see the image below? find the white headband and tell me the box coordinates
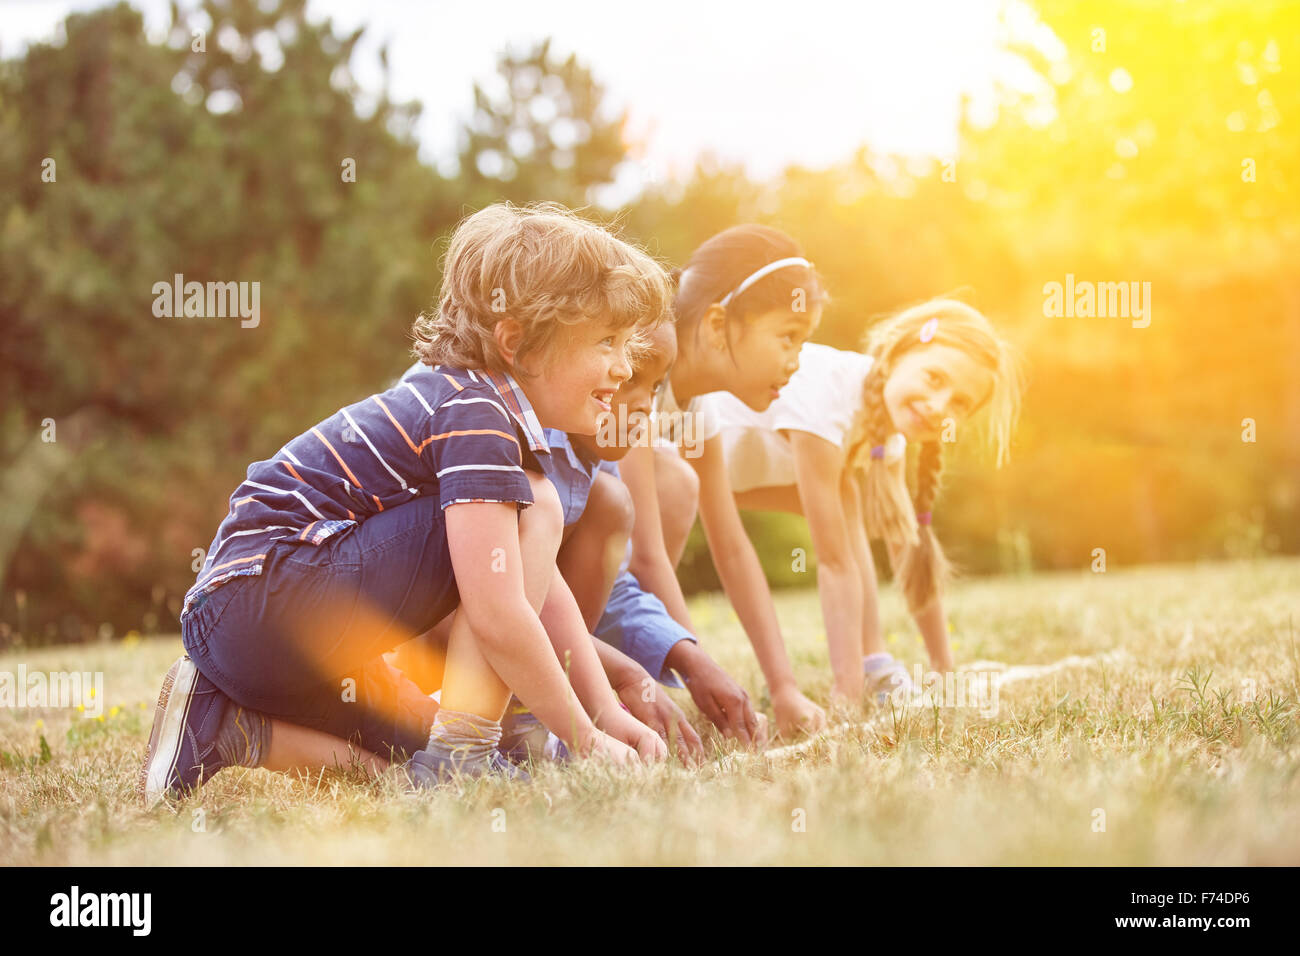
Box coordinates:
[717,257,813,308]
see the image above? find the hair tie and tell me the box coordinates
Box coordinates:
[718,257,812,308]
[916,511,933,525]
[919,317,939,343]
[867,434,907,465]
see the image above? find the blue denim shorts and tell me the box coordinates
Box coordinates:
[593,571,695,689]
[181,496,458,759]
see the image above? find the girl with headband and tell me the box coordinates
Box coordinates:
[622,225,833,739]
[693,297,1023,712]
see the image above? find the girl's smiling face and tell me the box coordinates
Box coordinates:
[508,318,636,435]
[882,344,993,442]
[720,305,822,411]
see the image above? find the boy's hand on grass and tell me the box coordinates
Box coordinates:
[598,710,669,762]
[771,685,827,740]
[612,670,705,764]
[670,642,764,748]
[576,728,642,766]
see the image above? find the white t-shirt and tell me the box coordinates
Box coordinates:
[699,342,874,493]
[653,379,719,453]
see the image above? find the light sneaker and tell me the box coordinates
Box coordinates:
[866,659,922,707]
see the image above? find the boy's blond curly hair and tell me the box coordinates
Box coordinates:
[413,203,673,375]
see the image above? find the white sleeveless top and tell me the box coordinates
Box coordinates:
[697,342,874,493]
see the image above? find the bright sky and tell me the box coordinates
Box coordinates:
[3,0,1040,201]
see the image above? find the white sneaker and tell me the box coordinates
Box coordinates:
[866,660,921,706]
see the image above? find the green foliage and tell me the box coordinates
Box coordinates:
[1,1,453,641]
[677,511,820,594]
[1,734,52,770]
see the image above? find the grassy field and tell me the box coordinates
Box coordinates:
[2,557,1298,866]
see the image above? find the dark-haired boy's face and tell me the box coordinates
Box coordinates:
[571,322,677,462]
[726,305,821,411]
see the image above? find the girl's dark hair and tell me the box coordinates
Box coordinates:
[673,225,828,350]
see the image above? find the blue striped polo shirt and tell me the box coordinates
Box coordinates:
[181,364,549,618]
[401,361,617,526]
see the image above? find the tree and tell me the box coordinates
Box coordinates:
[0,0,450,643]
[457,38,627,207]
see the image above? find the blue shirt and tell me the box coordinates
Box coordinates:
[183,365,549,618]
[541,428,620,527]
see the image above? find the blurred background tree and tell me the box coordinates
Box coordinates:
[457,38,626,208]
[0,0,451,642]
[1,0,1295,645]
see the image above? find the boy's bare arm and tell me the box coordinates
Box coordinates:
[444,501,601,749]
[539,570,668,761]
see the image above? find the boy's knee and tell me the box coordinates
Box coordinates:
[588,470,635,538]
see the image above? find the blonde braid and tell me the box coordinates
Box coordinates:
[897,440,953,613]
[848,362,919,551]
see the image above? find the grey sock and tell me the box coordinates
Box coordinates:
[422,708,502,772]
[214,703,270,769]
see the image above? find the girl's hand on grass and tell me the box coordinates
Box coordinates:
[771,686,827,740]
[828,688,865,725]
[612,669,705,764]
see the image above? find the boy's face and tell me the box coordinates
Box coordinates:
[571,321,677,462]
[516,319,636,435]
[723,304,822,411]
[883,343,993,442]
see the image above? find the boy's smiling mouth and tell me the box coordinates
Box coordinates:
[591,388,616,413]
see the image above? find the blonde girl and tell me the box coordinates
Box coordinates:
[675,298,1022,726]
